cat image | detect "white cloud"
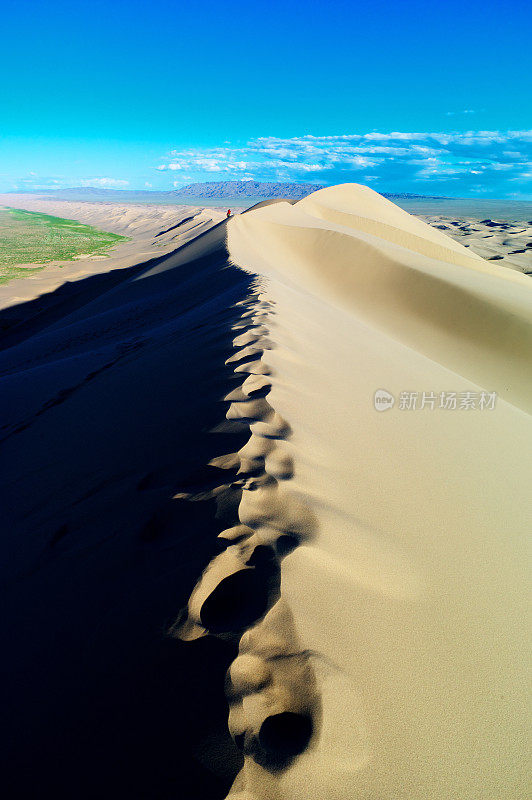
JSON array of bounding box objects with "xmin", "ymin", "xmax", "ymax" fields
[
  {"xmin": 445, "ymin": 110, "xmax": 476, "ymax": 116},
  {"xmin": 153, "ymin": 130, "xmax": 532, "ymax": 196},
  {"xmin": 80, "ymin": 177, "xmax": 129, "ymax": 188}
]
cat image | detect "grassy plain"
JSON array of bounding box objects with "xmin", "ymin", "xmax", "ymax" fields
[{"xmin": 0, "ymin": 207, "xmax": 127, "ymax": 284}]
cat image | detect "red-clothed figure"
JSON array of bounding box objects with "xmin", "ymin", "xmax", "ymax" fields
[{"xmin": 226, "ymin": 209, "xmax": 231, "ymax": 218}]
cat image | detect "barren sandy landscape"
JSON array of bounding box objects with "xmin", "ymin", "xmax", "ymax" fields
[
  {"xmin": 0, "ymin": 195, "xmax": 234, "ymax": 315},
  {"xmin": 0, "ymin": 185, "xmax": 529, "ymax": 799},
  {"xmin": 418, "ymin": 212, "xmax": 532, "ymax": 274}
]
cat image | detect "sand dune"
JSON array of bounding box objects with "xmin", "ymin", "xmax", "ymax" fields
[
  {"xmin": 0, "ymin": 184, "xmax": 530, "ymax": 799},
  {"xmin": 0, "ymin": 217, "xmax": 248, "ymax": 798},
  {"xmin": 421, "ymin": 212, "xmax": 532, "ymax": 274},
  {"xmin": 0, "ymin": 194, "xmax": 229, "ymax": 315},
  {"xmin": 220, "ymin": 184, "xmax": 531, "ymax": 798}
]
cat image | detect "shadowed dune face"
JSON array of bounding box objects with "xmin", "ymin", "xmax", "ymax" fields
[{"xmin": 0, "ymin": 224, "xmax": 257, "ymax": 798}]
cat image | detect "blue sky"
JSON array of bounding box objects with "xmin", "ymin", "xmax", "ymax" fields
[{"xmin": 1, "ymin": 0, "xmax": 531, "ymax": 198}]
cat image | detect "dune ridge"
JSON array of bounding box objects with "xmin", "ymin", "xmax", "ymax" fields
[
  {"xmin": 0, "ymin": 214, "xmax": 255, "ymax": 798},
  {"xmin": 171, "ymin": 284, "xmax": 322, "ymax": 796},
  {"xmin": 0, "ymin": 196, "xmax": 229, "ymax": 317},
  {"xmin": 218, "ymin": 184, "xmax": 531, "ymax": 798},
  {"xmin": 229, "ymin": 186, "xmax": 532, "ymax": 413},
  {"xmin": 1, "ymin": 184, "xmax": 530, "ymax": 798}
]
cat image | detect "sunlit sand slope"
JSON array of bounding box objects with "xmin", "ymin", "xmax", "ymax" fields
[{"xmin": 222, "ymin": 183, "xmax": 531, "ymax": 799}]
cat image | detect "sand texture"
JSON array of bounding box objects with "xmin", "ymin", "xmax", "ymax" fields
[
  {"xmin": 420, "ymin": 213, "xmax": 532, "ymax": 274},
  {"xmin": 0, "ymin": 194, "xmax": 232, "ymax": 314},
  {"xmin": 0, "ymin": 184, "xmax": 530, "ymax": 799},
  {"xmin": 223, "ymin": 184, "xmax": 531, "ymax": 798}
]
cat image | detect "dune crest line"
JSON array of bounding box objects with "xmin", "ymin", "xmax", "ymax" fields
[
  {"xmin": 223, "ymin": 184, "xmax": 532, "ymax": 799},
  {"xmin": 228, "ymin": 184, "xmax": 532, "ymax": 413},
  {"xmin": 171, "ymin": 282, "xmax": 321, "ymax": 795}
]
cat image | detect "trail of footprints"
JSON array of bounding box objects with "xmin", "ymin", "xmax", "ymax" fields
[{"xmin": 171, "ymin": 284, "xmax": 320, "ymax": 788}]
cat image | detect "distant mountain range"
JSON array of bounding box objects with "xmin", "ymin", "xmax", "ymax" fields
[
  {"xmin": 10, "ymin": 181, "xmax": 445, "ymax": 202},
  {"xmin": 170, "ymin": 181, "xmax": 325, "ymax": 199}
]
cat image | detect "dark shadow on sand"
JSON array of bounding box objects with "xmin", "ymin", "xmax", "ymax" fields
[{"xmin": 0, "ymin": 229, "xmax": 255, "ymax": 798}]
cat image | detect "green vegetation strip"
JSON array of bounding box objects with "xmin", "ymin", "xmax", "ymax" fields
[{"xmin": 0, "ymin": 207, "xmax": 128, "ymax": 285}]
